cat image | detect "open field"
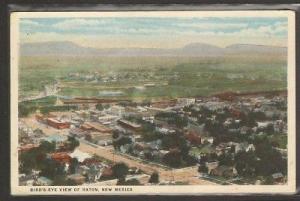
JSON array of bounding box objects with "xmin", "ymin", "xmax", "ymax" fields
[{"xmin": 19, "ymin": 55, "xmax": 287, "ymax": 101}]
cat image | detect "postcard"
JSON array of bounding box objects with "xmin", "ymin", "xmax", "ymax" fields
[{"xmin": 10, "ymin": 10, "xmax": 296, "ymax": 195}]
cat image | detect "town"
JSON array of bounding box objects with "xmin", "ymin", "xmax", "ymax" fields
[{"xmin": 18, "ymin": 91, "xmax": 288, "ymax": 186}]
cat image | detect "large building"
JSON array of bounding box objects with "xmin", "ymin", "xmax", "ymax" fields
[
  {"xmin": 46, "ymin": 118, "xmax": 70, "ymax": 129},
  {"xmin": 109, "ymin": 105, "xmax": 125, "ymax": 117},
  {"xmin": 81, "ymin": 122, "xmax": 112, "ymax": 133},
  {"xmin": 177, "ymin": 98, "xmax": 195, "ymax": 107},
  {"xmin": 118, "ymin": 119, "xmax": 142, "ymax": 131}
]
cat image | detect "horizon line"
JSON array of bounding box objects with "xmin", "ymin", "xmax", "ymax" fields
[{"xmin": 20, "ymin": 40, "xmax": 288, "ymax": 49}]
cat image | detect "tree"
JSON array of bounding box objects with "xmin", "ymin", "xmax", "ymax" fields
[
  {"xmin": 117, "ymin": 178, "xmax": 141, "ymax": 185},
  {"xmin": 39, "ymin": 159, "xmax": 66, "ymax": 179},
  {"xmin": 163, "ymin": 150, "xmax": 182, "ymax": 168},
  {"xmin": 263, "ymin": 176, "xmax": 274, "ymax": 185},
  {"xmin": 39, "ymin": 140, "xmax": 56, "ymax": 153},
  {"xmin": 19, "ymin": 148, "xmax": 44, "ymax": 174},
  {"xmin": 183, "ymin": 154, "xmax": 197, "ymax": 166},
  {"xmin": 85, "ymin": 134, "xmax": 92, "ymax": 142},
  {"xmin": 144, "ymin": 150, "xmax": 154, "ymax": 161},
  {"xmin": 53, "ymin": 175, "xmax": 68, "ymax": 186},
  {"xmin": 218, "ymin": 153, "xmax": 234, "ymax": 166},
  {"xmin": 67, "ymin": 136, "xmax": 80, "ymax": 151},
  {"xmin": 69, "ymin": 158, "xmax": 79, "ymax": 174},
  {"xmin": 112, "ymin": 130, "xmax": 120, "ymax": 139},
  {"xmin": 112, "ymin": 162, "xmax": 129, "ymax": 181},
  {"xmin": 198, "ymin": 164, "xmax": 208, "ymax": 174},
  {"xmin": 148, "ymin": 172, "xmax": 159, "ymax": 184},
  {"xmin": 265, "ymin": 124, "xmax": 275, "ymax": 135},
  {"xmin": 113, "ymin": 136, "xmax": 132, "ymax": 150},
  {"xmin": 234, "ymin": 151, "xmax": 257, "ymax": 177},
  {"xmin": 19, "ymin": 105, "xmax": 36, "ymax": 117},
  {"xmin": 155, "ymin": 112, "xmax": 188, "ymax": 128},
  {"xmin": 96, "ymin": 103, "xmax": 104, "ymax": 111}
]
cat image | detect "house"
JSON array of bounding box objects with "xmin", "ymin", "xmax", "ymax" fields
[
  {"xmin": 69, "ymin": 149, "xmax": 91, "ymax": 163},
  {"xmin": 109, "ymin": 105, "xmax": 125, "ymax": 117},
  {"xmin": 118, "ymin": 119, "xmax": 142, "ymax": 131},
  {"xmin": 35, "ymin": 176, "xmax": 53, "ymax": 186},
  {"xmin": 35, "ymin": 113, "xmax": 56, "ymax": 123},
  {"xmin": 120, "ymin": 144, "xmax": 132, "ymax": 153},
  {"xmin": 82, "ymin": 122, "xmax": 112, "ymax": 133},
  {"xmin": 86, "ymin": 165, "xmax": 103, "ymax": 182},
  {"xmin": 69, "ymin": 128, "xmax": 89, "ymax": 138},
  {"xmin": 246, "ymin": 144, "xmax": 255, "ymax": 152},
  {"xmin": 19, "ymin": 172, "xmax": 39, "ymax": 186},
  {"xmin": 216, "ymin": 143, "xmax": 232, "ymax": 155},
  {"xmin": 81, "ymin": 123, "xmax": 93, "ymax": 130},
  {"xmin": 147, "ymin": 139, "xmax": 162, "ymax": 150},
  {"xmin": 257, "ymin": 121, "xmax": 272, "ymax": 129},
  {"xmin": 67, "ymin": 174, "xmax": 86, "ymax": 185},
  {"xmin": 151, "ymin": 99, "xmax": 176, "ymax": 109},
  {"xmin": 234, "ymin": 142, "xmax": 255, "ymax": 153},
  {"xmin": 81, "ymin": 157, "xmax": 102, "ymax": 166},
  {"xmin": 142, "ymin": 116, "xmax": 154, "ymax": 123},
  {"xmin": 77, "ymin": 163, "xmax": 103, "ymax": 182},
  {"xmin": 50, "ymin": 152, "xmax": 72, "ymax": 164},
  {"xmin": 177, "ymin": 98, "xmax": 195, "ymax": 107},
  {"xmin": 134, "ymin": 142, "xmax": 150, "ymax": 151},
  {"xmin": 210, "ymin": 165, "xmax": 238, "ymax": 178},
  {"xmin": 47, "ymin": 118, "xmax": 70, "ymax": 129},
  {"xmin": 100, "ymin": 166, "xmax": 114, "ymax": 179},
  {"xmin": 77, "ymin": 165, "xmax": 90, "ymax": 175},
  {"xmin": 128, "ymin": 167, "xmax": 140, "ymax": 175},
  {"xmin": 240, "ymin": 126, "xmax": 251, "ymax": 135},
  {"xmin": 98, "ymin": 115, "xmax": 119, "ymax": 124},
  {"xmin": 156, "ymin": 127, "xmax": 176, "ymax": 134},
  {"xmin": 201, "ymin": 137, "xmax": 214, "ymax": 144},
  {"xmin": 272, "ymin": 172, "xmax": 284, "ymax": 183},
  {"xmin": 184, "ymin": 132, "xmax": 201, "ymax": 146},
  {"xmin": 228, "ymin": 128, "xmax": 240, "ymax": 134},
  {"xmin": 223, "ymin": 118, "xmax": 233, "ymax": 127},
  {"xmin": 36, "ymin": 114, "xmax": 46, "ymax": 123},
  {"xmin": 205, "ymin": 161, "xmax": 219, "ymax": 174},
  {"xmin": 229, "ymin": 108, "xmax": 242, "ymax": 118},
  {"xmin": 97, "ymin": 139, "xmax": 113, "ymax": 146},
  {"xmin": 18, "ymin": 144, "xmax": 39, "ymax": 153},
  {"xmin": 158, "ymin": 150, "xmax": 169, "ymax": 157}
]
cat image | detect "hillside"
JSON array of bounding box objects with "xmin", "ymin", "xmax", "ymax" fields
[{"xmin": 20, "ymin": 41, "xmax": 287, "ymax": 57}]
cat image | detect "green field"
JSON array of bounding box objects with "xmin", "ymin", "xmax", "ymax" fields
[{"xmin": 19, "ymin": 55, "xmax": 287, "ymax": 100}]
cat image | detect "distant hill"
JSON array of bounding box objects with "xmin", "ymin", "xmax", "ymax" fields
[
  {"xmin": 20, "ymin": 41, "xmax": 287, "ymax": 57},
  {"xmin": 225, "ymin": 44, "xmax": 287, "ymax": 54}
]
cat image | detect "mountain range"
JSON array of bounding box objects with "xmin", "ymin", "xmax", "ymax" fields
[{"xmin": 20, "ymin": 41, "xmax": 287, "ymax": 57}]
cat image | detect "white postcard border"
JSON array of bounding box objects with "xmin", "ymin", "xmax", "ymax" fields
[{"xmin": 10, "ymin": 10, "xmax": 296, "ymax": 195}]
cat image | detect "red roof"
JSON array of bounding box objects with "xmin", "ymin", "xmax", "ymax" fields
[
  {"xmin": 50, "ymin": 152, "xmax": 72, "ymax": 164},
  {"xmin": 101, "ymin": 167, "xmax": 113, "ymax": 177},
  {"xmin": 185, "ymin": 132, "xmax": 201, "ymax": 145},
  {"xmin": 19, "ymin": 144, "xmax": 39, "ymax": 152},
  {"xmin": 82, "ymin": 158, "xmax": 101, "ymax": 165}
]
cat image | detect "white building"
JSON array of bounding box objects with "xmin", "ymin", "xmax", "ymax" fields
[
  {"xmin": 109, "ymin": 105, "xmax": 125, "ymax": 117},
  {"xmin": 177, "ymin": 98, "xmax": 195, "ymax": 107},
  {"xmin": 43, "ymin": 83, "xmax": 59, "ymax": 96}
]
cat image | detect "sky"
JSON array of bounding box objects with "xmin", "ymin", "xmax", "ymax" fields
[{"xmin": 20, "ymin": 17, "xmax": 288, "ymax": 49}]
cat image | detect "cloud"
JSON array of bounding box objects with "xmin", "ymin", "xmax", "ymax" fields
[
  {"xmin": 176, "ymin": 22, "xmax": 248, "ymax": 30},
  {"xmin": 52, "ymin": 19, "xmax": 110, "ymax": 31},
  {"xmin": 19, "ymin": 17, "xmax": 288, "ymax": 48},
  {"xmin": 20, "ymin": 19, "xmax": 40, "ymax": 26}
]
